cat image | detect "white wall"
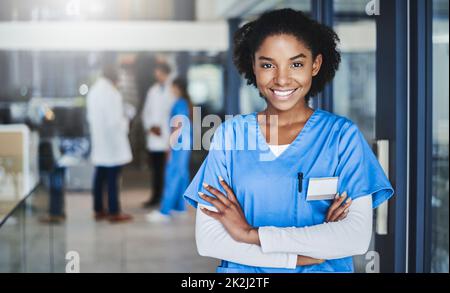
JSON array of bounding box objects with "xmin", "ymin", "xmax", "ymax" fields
[{"xmin": 0, "ymin": 21, "xmax": 228, "ymax": 51}]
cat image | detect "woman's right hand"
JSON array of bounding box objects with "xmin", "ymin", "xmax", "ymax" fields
[
  {"xmin": 296, "ymin": 191, "xmax": 353, "ymax": 266},
  {"xmin": 326, "ymin": 191, "xmax": 352, "ymax": 223}
]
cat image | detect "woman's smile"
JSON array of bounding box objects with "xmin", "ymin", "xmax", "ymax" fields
[{"xmin": 270, "ymin": 88, "xmax": 299, "ymax": 101}]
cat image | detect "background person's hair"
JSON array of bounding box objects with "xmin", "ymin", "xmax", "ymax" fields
[
  {"xmin": 172, "ymin": 77, "xmax": 193, "ymax": 119},
  {"xmin": 233, "ymin": 8, "xmax": 341, "ymax": 102},
  {"xmin": 102, "ymin": 64, "xmax": 119, "ymax": 84},
  {"xmin": 154, "ymin": 62, "xmax": 172, "ymax": 75}
]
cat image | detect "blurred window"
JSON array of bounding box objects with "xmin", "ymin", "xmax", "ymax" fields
[
  {"xmin": 431, "ymin": 0, "xmax": 449, "ymax": 273},
  {"xmin": 333, "ymin": 0, "xmax": 376, "ymax": 142}
]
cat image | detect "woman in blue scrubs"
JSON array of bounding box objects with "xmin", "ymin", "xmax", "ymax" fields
[
  {"xmin": 184, "ymin": 9, "xmax": 394, "ymax": 272},
  {"xmin": 147, "ymin": 78, "xmax": 192, "ymax": 222}
]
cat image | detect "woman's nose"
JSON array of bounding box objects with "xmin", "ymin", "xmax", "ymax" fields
[{"xmin": 274, "ymin": 68, "xmax": 291, "ymax": 86}]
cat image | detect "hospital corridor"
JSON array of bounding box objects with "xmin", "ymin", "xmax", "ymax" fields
[
  {"xmin": 0, "ymin": 168, "xmax": 217, "ymax": 273},
  {"xmin": 0, "ymin": 0, "xmax": 448, "ymax": 275}
]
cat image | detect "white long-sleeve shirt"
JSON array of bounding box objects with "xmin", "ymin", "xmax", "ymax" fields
[
  {"xmin": 196, "ymin": 196, "xmax": 372, "ymax": 269},
  {"xmin": 195, "ymin": 141, "xmax": 373, "ymax": 269},
  {"xmin": 141, "ymin": 80, "xmax": 174, "ymax": 152}
]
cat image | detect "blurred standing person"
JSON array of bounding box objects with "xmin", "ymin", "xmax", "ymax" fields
[
  {"xmin": 86, "ymin": 64, "xmax": 133, "ymax": 223},
  {"xmin": 141, "ymin": 62, "xmax": 175, "ymax": 208},
  {"xmin": 147, "ymin": 78, "xmax": 192, "ymax": 222}
]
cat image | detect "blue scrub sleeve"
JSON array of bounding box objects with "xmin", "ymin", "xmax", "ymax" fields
[
  {"xmin": 170, "ymin": 100, "xmax": 191, "ymax": 150},
  {"xmin": 183, "ymin": 124, "xmax": 229, "ymax": 208},
  {"xmin": 172, "ymin": 99, "xmax": 189, "ymax": 117},
  {"xmin": 335, "ymin": 122, "xmax": 394, "ymax": 209}
]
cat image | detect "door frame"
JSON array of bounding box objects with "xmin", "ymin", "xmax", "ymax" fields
[{"xmin": 408, "ymin": 0, "xmax": 434, "ymax": 273}]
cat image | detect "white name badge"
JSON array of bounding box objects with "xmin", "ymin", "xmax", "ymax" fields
[{"xmin": 306, "ymin": 177, "xmax": 339, "ymax": 201}]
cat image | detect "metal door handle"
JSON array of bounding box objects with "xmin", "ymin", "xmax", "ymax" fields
[{"xmin": 375, "ymin": 140, "xmax": 389, "ymax": 235}]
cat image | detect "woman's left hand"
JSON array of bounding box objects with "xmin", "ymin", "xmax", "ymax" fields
[{"xmin": 198, "ymin": 177, "xmax": 259, "ymax": 245}]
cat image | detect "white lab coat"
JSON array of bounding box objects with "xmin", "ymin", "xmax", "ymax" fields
[
  {"xmin": 141, "ymin": 81, "xmax": 175, "ymax": 152},
  {"xmin": 86, "ymin": 77, "xmax": 132, "ymax": 166}
]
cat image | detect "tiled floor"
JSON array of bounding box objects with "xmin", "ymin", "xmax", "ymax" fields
[
  {"xmin": 64, "ymin": 187, "xmax": 218, "ymax": 273},
  {"xmin": 0, "ymin": 167, "xmax": 218, "ymax": 273}
]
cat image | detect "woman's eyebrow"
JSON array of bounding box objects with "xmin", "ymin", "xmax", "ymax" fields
[
  {"xmin": 290, "ymin": 53, "xmax": 307, "ymax": 60},
  {"xmin": 257, "ymin": 53, "xmax": 306, "ymax": 61},
  {"xmin": 258, "ymin": 56, "xmax": 274, "ymax": 61}
]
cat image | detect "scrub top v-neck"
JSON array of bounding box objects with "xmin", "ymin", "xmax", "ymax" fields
[
  {"xmin": 253, "ymin": 109, "xmax": 318, "ymax": 163},
  {"xmin": 184, "ymin": 109, "xmax": 394, "ymax": 273}
]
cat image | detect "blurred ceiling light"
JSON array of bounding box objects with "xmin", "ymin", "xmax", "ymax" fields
[
  {"xmin": 79, "ymin": 84, "xmax": 89, "ymax": 96},
  {"xmin": 88, "ymin": 2, "xmax": 105, "ymax": 15},
  {"xmin": 66, "ymin": 0, "xmax": 81, "ymax": 16}
]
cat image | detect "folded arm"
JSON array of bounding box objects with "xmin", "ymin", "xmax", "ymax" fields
[
  {"xmin": 197, "ymin": 179, "xmax": 373, "ymax": 264},
  {"xmin": 196, "ymin": 195, "xmax": 372, "ymax": 267},
  {"xmin": 196, "ymin": 204, "xmax": 298, "ymax": 269},
  {"xmin": 258, "ymin": 195, "xmax": 373, "ymax": 259}
]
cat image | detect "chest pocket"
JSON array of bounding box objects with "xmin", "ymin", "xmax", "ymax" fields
[
  {"xmin": 297, "ymin": 176, "xmax": 335, "ymax": 226},
  {"xmin": 307, "ymin": 200, "xmax": 333, "ymax": 224}
]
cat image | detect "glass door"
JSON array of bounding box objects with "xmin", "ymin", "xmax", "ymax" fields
[
  {"xmin": 431, "ymin": 0, "xmax": 449, "ymax": 273},
  {"xmin": 332, "ymin": 0, "xmax": 379, "ymax": 273}
]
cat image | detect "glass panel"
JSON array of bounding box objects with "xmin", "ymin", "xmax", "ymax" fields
[
  {"xmin": 244, "ymin": 0, "xmax": 311, "ymax": 20},
  {"xmin": 333, "ymin": 0, "xmax": 376, "ymax": 142},
  {"xmin": 187, "ymin": 63, "xmax": 224, "ymax": 112},
  {"xmin": 431, "ymin": 0, "xmax": 449, "ymax": 273},
  {"xmin": 0, "ymin": 185, "xmax": 66, "ymax": 273},
  {"xmin": 333, "ymin": 0, "xmax": 377, "ymax": 273}
]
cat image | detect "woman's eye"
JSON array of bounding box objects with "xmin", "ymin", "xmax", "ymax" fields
[
  {"xmin": 261, "ymin": 63, "xmax": 273, "ymax": 69},
  {"xmin": 292, "ymin": 62, "xmax": 303, "ymax": 68}
]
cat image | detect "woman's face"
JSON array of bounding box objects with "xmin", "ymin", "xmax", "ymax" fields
[
  {"xmin": 171, "ymin": 84, "xmax": 181, "ymax": 98},
  {"xmin": 253, "ymin": 34, "xmax": 322, "ymax": 112}
]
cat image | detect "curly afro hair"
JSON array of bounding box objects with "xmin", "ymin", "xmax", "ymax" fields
[{"xmin": 233, "ymin": 8, "xmax": 341, "ymax": 101}]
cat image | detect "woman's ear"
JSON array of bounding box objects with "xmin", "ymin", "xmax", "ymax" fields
[{"xmin": 312, "ymin": 54, "xmax": 323, "ymax": 77}]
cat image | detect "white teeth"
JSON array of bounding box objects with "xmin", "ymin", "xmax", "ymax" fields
[{"xmin": 273, "ymin": 89, "xmax": 295, "ymax": 97}]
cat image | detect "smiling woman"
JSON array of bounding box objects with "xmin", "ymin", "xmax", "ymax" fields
[
  {"xmin": 252, "ymin": 34, "xmax": 322, "ymax": 113},
  {"xmin": 233, "ymin": 9, "xmax": 340, "ymax": 104},
  {"xmin": 183, "ymin": 8, "xmax": 394, "ymax": 273}
]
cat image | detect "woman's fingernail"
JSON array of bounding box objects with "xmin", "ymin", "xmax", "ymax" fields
[
  {"xmin": 344, "ymin": 208, "xmax": 350, "ymax": 213},
  {"xmin": 335, "ymin": 193, "xmax": 339, "ymax": 199},
  {"xmin": 346, "ymin": 198, "xmax": 352, "ymax": 203},
  {"xmin": 198, "ymin": 191, "xmax": 205, "ymax": 197},
  {"xmin": 202, "ymin": 182, "xmax": 209, "ymax": 188},
  {"xmin": 218, "ymin": 175, "xmax": 224, "ymax": 181}
]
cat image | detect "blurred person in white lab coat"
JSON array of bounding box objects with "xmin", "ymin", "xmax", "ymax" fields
[
  {"xmin": 141, "ymin": 62, "xmax": 175, "ymax": 208},
  {"xmin": 86, "ymin": 64, "xmax": 133, "ymax": 223}
]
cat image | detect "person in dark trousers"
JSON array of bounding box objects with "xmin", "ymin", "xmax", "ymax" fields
[
  {"xmin": 86, "ymin": 64, "xmax": 133, "ymax": 223},
  {"xmin": 141, "ymin": 62, "xmax": 175, "ymax": 208},
  {"xmin": 39, "ymin": 139, "xmax": 66, "ymax": 224},
  {"xmin": 146, "ymin": 78, "xmax": 192, "ymax": 222}
]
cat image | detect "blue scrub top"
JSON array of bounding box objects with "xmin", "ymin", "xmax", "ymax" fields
[
  {"xmin": 184, "ymin": 109, "xmax": 394, "ymax": 273},
  {"xmin": 169, "ymin": 99, "xmax": 192, "ymax": 154}
]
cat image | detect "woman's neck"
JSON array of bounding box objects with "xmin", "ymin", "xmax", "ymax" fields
[{"xmin": 263, "ymin": 101, "xmax": 313, "ymax": 127}]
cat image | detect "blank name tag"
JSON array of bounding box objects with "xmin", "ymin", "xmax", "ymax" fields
[{"xmin": 306, "ymin": 177, "xmax": 338, "ymax": 201}]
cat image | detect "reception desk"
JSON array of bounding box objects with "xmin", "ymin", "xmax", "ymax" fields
[{"xmin": 0, "ymin": 124, "xmax": 39, "ymax": 223}]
